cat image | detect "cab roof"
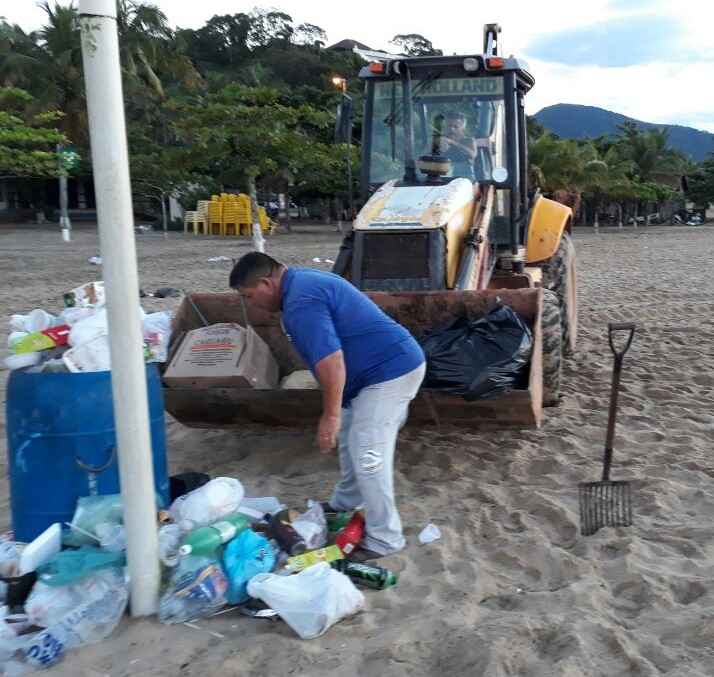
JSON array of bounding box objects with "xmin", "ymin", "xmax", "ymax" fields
[{"xmin": 358, "ymin": 54, "xmax": 535, "ymax": 92}]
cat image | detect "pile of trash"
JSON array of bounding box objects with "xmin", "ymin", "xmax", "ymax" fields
[
  {"xmin": 0, "ymin": 473, "xmax": 397, "ymax": 672},
  {"xmin": 4, "ymin": 281, "xmax": 171, "ymax": 373}
]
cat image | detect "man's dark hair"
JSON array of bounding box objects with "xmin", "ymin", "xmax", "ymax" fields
[{"xmin": 229, "ymin": 252, "xmax": 283, "ymax": 289}]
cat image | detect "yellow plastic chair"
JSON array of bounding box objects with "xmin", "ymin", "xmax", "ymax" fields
[
  {"xmin": 208, "ymin": 201, "xmax": 223, "ymax": 235},
  {"xmin": 196, "ymin": 200, "xmax": 210, "ymax": 235},
  {"xmin": 222, "ymin": 204, "xmax": 240, "ymax": 236},
  {"xmin": 183, "ymin": 211, "xmax": 196, "ymax": 234}
]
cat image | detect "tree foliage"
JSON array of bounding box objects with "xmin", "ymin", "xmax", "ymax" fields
[
  {"xmin": 1, "ymin": 2, "xmax": 704, "ymax": 225},
  {"xmin": 0, "ymin": 87, "xmax": 67, "ymax": 176},
  {"xmin": 390, "ymin": 33, "xmax": 443, "ymax": 56},
  {"xmin": 687, "ymin": 154, "xmax": 714, "ymax": 207}
]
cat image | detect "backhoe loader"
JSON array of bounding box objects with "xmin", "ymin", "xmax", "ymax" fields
[{"xmin": 164, "ymin": 24, "xmax": 577, "ymax": 429}]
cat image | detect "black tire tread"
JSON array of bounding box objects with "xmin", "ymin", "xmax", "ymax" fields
[
  {"xmin": 542, "ymin": 289, "xmax": 562, "ymax": 407},
  {"xmin": 543, "ymin": 232, "xmax": 577, "ymax": 355}
]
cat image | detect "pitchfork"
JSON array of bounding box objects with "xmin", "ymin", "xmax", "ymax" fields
[{"xmin": 579, "ymin": 322, "xmax": 636, "ymax": 536}]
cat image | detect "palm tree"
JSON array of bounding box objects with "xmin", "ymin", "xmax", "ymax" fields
[
  {"xmin": 0, "ymin": 21, "xmax": 40, "ymax": 88},
  {"xmin": 117, "ymin": 0, "xmax": 201, "ymax": 98},
  {"xmin": 616, "ymin": 123, "xmax": 686, "ymax": 223},
  {"xmin": 35, "ymin": 2, "xmax": 86, "ymax": 144}
]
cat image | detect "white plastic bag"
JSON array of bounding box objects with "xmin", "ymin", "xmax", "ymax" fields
[
  {"xmin": 24, "ymin": 568, "xmax": 128, "ymax": 669},
  {"xmin": 25, "ymin": 568, "xmax": 123, "ymax": 628},
  {"xmin": 68, "ymin": 307, "xmax": 146, "ymax": 348},
  {"xmin": 25, "ymin": 581, "xmax": 83, "ymax": 628},
  {"xmin": 10, "ymin": 310, "xmax": 59, "ymax": 334},
  {"xmin": 63, "ymin": 334, "xmax": 111, "ymax": 372},
  {"xmin": 169, "ymin": 477, "xmax": 245, "ymax": 532},
  {"xmin": 143, "ymin": 311, "xmax": 172, "ymax": 363},
  {"xmin": 58, "ymin": 307, "xmax": 95, "ymax": 327},
  {"xmin": 0, "ymin": 542, "xmax": 20, "ymax": 578},
  {"xmin": 68, "ymin": 309, "xmax": 108, "ymax": 348},
  {"xmin": 143, "ymin": 311, "xmax": 172, "ymax": 338},
  {"xmin": 291, "ymin": 502, "xmax": 327, "ymax": 550},
  {"xmin": 247, "ymin": 562, "xmax": 365, "ymax": 639}
]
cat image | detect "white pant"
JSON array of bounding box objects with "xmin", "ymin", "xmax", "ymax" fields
[{"xmin": 330, "ymin": 363, "xmax": 425, "ymax": 555}]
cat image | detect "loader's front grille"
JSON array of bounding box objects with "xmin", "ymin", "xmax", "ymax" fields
[
  {"xmin": 352, "ymin": 230, "xmax": 446, "ymax": 291},
  {"xmin": 362, "ymin": 233, "xmax": 430, "ymax": 280}
]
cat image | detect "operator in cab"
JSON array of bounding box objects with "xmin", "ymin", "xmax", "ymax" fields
[
  {"xmin": 229, "ymin": 253, "xmax": 425, "ymax": 560},
  {"xmin": 440, "ymin": 110, "xmax": 478, "ymax": 180}
]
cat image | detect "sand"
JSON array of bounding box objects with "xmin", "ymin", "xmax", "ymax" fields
[{"xmin": 1, "ymin": 222, "xmax": 714, "ymax": 676}]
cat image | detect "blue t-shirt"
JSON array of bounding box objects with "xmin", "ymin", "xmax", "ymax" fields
[{"xmin": 280, "ymin": 268, "xmax": 425, "ymax": 406}]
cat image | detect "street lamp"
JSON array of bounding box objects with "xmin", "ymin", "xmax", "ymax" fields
[
  {"xmin": 332, "ymin": 75, "xmax": 354, "ymax": 222},
  {"xmin": 332, "ymin": 76, "xmax": 346, "ymax": 93}
]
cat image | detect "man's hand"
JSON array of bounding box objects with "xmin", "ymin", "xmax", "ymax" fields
[{"xmin": 317, "ymin": 413, "xmax": 341, "ymax": 453}]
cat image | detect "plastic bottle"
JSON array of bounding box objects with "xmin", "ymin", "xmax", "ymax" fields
[
  {"xmin": 266, "ymin": 513, "xmax": 307, "ymax": 556},
  {"xmin": 169, "ymin": 477, "xmax": 245, "ymax": 532},
  {"xmin": 178, "ymin": 513, "xmax": 250, "ymax": 556},
  {"xmin": 158, "ymin": 556, "xmax": 228, "ymax": 624},
  {"xmin": 286, "ymin": 544, "xmax": 344, "ymax": 572},
  {"xmin": 335, "ymin": 512, "xmax": 365, "ymax": 555},
  {"xmin": 331, "ymin": 560, "xmax": 398, "ymax": 590},
  {"xmin": 326, "ymin": 510, "xmax": 353, "ymax": 534},
  {"xmin": 158, "ymin": 524, "xmax": 182, "ymax": 567}
]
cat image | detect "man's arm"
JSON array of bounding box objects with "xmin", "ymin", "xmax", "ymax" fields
[
  {"xmin": 314, "ymin": 350, "xmax": 346, "ymax": 452},
  {"xmin": 445, "ymin": 136, "xmax": 477, "ymax": 160}
]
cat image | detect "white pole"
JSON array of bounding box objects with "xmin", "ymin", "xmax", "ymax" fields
[{"xmin": 79, "ymin": 0, "xmax": 160, "ymax": 616}]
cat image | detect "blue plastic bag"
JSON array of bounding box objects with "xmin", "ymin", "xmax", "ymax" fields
[
  {"xmin": 36, "ymin": 546, "xmax": 126, "ymax": 587},
  {"xmin": 223, "ymin": 529, "xmax": 276, "ymax": 604}
]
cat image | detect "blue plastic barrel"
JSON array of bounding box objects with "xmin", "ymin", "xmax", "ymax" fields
[{"xmin": 6, "ymin": 364, "xmax": 169, "ymax": 542}]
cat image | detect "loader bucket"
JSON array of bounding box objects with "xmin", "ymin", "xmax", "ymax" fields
[{"xmin": 163, "ymin": 288, "xmax": 544, "ymax": 430}]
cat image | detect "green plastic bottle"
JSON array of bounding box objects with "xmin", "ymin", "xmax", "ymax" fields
[
  {"xmin": 178, "ymin": 514, "xmax": 250, "ymax": 556},
  {"xmin": 331, "ymin": 560, "xmax": 398, "ymax": 590}
]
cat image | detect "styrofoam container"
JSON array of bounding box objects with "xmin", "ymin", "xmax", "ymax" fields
[
  {"xmin": 19, "ymin": 523, "xmax": 61, "ymax": 575},
  {"xmin": 3, "ymin": 353, "xmax": 42, "ymax": 371}
]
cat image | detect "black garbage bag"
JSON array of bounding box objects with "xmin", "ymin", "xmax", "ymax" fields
[{"xmin": 419, "ymin": 304, "xmax": 533, "ymax": 400}]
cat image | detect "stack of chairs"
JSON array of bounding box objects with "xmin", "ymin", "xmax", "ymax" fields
[
  {"xmin": 207, "ymin": 196, "xmax": 223, "ymax": 235},
  {"xmin": 186, "ymin": 193, "xmax": 273, "ymax": 237},
  {"xmin": 183, "ymin": 210, "xmax": 196, "ymax": 234},
  {"xmin": 194, "ymin": 200, "xmax": 209, "ymax": 234}
]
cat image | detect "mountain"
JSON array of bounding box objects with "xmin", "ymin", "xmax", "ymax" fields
[{"xmin": 534, "ymin": 104, "xmax": 714, "ymax": 163}]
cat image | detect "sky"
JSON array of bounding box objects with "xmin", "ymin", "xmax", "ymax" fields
[{"xmin": 4, "ymin": 0, "xmax": 714, "ymax": 132}]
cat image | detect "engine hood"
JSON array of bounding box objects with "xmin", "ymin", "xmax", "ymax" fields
[{"xmin": 354, "ymin": 178, "xmax": 475, "ymax": 231}]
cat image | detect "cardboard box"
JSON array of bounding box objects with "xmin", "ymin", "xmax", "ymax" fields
[{"xmin": 163, "ymin": 323, "xmax": 279, "ymax": 389}]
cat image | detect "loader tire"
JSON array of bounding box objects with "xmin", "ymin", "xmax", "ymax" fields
[
  {"xmin": 542, "ymin": 289, "xmax": 562, "ymax": 407},
  {"xmin": 542, "ymin": 232, "xmax": 577, "ymax": 355}
]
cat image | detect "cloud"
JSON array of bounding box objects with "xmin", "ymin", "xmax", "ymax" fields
[
  {"xmin": 523, "ymin": 14, "xmax": 690, "ymax": 67},
  {"xmin": 607, "ymin": 0, "xmax": 665, "ymax": 10}
]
